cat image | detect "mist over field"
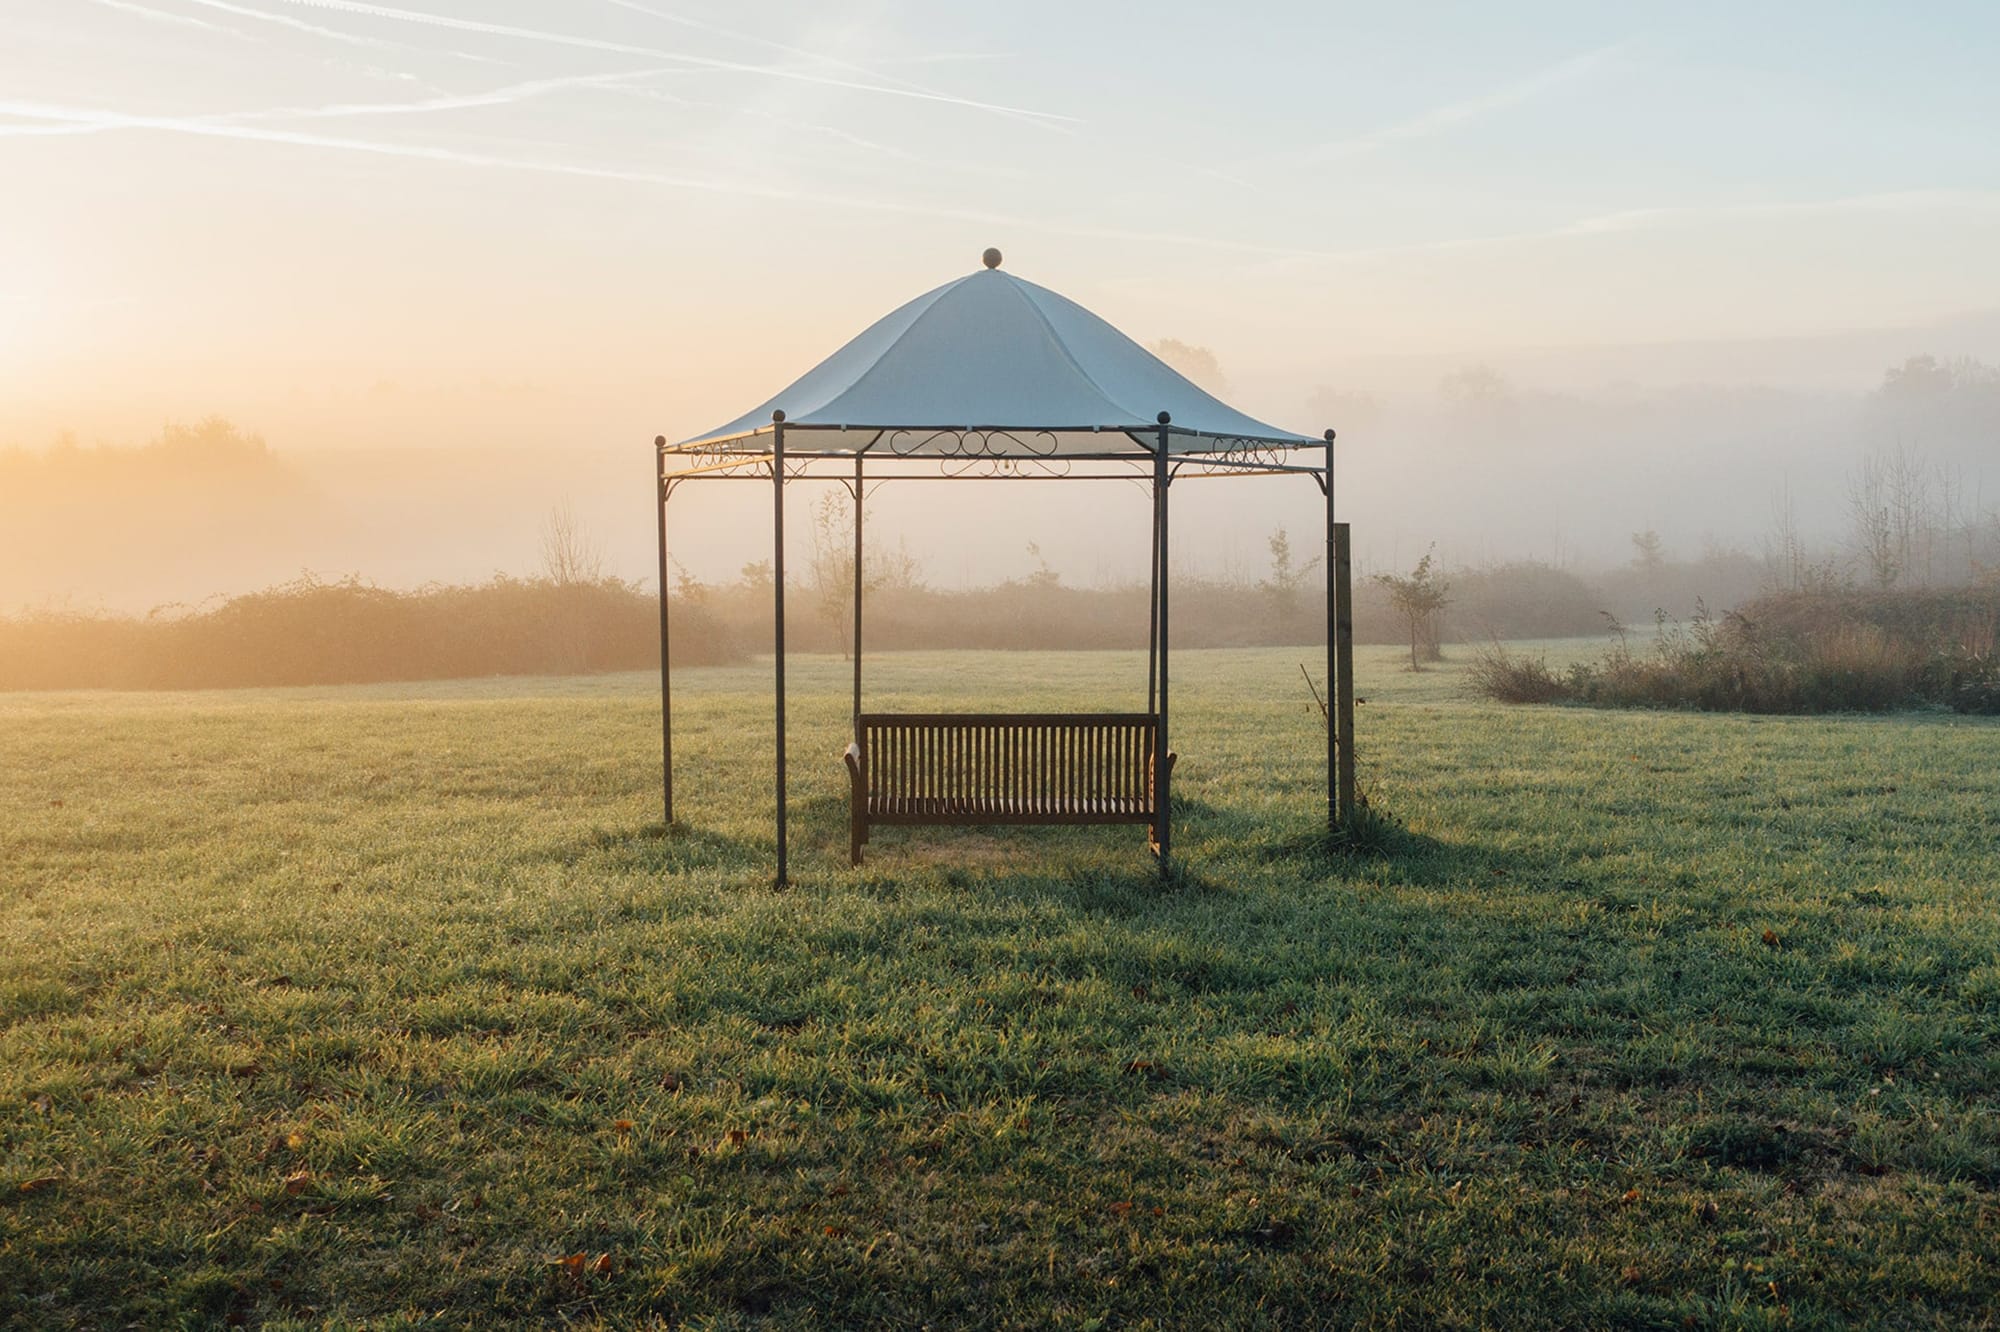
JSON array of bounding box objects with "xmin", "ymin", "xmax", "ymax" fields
[
  {"xmin": 10, "ymin": 3, "xmax": 2000, "ymax": 624},
  {"xmin": 7, "ymin": 326, "xmax": 1998, "ymax": 617}
]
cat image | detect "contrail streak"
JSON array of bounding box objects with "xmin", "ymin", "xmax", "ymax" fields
[
  {"xmin": 594, "ymin": 0, "xmax": 1053, "ymax": 129},
  {"xmin": 178, "ymin": 0, "xmax": 411, "ymax": 51},
  {"xmin": 230, "ymin": 69, "xmax": 676, "ymax": 122},
  {"xmin": 0, "ymin": 99, "xmax": 1335, "ymax": 262},
  {"xmin": 266, "ymin": 0, "xmax": 1076, "ymax": 123},
  {"xmin": 88, "ymin": 0, "xmax": 250, "ymax": 36},
  {"xmin": 1285, "ymin": 41, "xmax": 1634, "ymax": 165}
]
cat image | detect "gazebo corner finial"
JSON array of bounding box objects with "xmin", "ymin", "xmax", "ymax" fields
[
  {"xmin": 982, "ymin": 247, "xmax": 1002, "ymax": 269},
  {"xmin": 1324, "ymin": 428, "xmax": 1336, "ymax": 442},
  {"xmin": 771, "ymin": 409, "xmax": 786, "ymax": 424},
  {"xmin": 654, "ymin": 434, "xmax": 666, "ymax": 447},
  {"xmin": 1156, "ymin": 410, "xmax": 1172, "ymax": 425}
]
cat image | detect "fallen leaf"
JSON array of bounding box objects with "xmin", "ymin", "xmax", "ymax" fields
[
  {"xmin": 48, "ymin": 799, "xmax": 64, "ymax": 809},
  {"xmin": 661, "ymin": 1073, "xmax": 683, "ymax": 1092},
  {"xmin": 228, "ymin": 1063, "xmax": 262, "ymax": 1080},
  {"xmin": 265, "ymin": 974, "xmax": 294, "ymax": 987},
  {"xmin": 1621, "ymin": 1188, "xmax": 1641, "ymax": 1204},
  {"xmin": 1108, "ymin": 1201, "xmax": 1134, "ymax": 1217},
  {"xmin": 282, "ymin": 1169, "xmax": 312, "ymax": 1196},
  {"xmin": 726, "ymin": 1128, "xmax": 747, "ymax": 1148},
  {"xmin": 613, "ymin": 1120, "xmax": 635, "ymax": 1134},
  {"xmin": 1761, "ymin": 929, "xmax": 1780, "ymax": 948},
  {"xmin": 285, "ymin": 1131, "xmax": 306, "ymax": 1151},
  {"xmin": 18, "ymin": 1176, "xmax": 60, "ymax": 1194},
  {"xmin": 591, "ymin": 1253, "xmax": 613, "ymax": 1276},
  {"xmin": 1621, "ymin": 1264, "xmax": 1642, "ymax": 1286}
]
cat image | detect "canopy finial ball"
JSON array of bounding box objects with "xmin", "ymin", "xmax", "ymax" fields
[{"xmin": 982, "ymin": 247, "xmax": 1002, "ymax": 269}]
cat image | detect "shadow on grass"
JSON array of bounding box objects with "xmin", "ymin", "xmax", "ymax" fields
[{"xmin": 543, "ymin": 821, "xmax": 758, "ymax": 874}]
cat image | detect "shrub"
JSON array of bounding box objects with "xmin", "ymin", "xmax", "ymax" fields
[
  {"xmin": 1473, "ymin": 585, "xmax": 2000, "ymax": 715},
  {"xmin": 1466, "ymin": 644, "xmax": 1571, "ymax": 703},
  {"xmin": 0, "ymin": 575, "xmax": 741, "ymax": 692}
]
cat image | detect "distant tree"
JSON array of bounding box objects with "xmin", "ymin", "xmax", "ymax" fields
[
  {"xmin": 1439, "ymin": 365, "xmax": 1514, "ymax": 413},
  {"xmin": 1147, "ymin": 339, "xmax": 1230, "ymax": 397},
  {"xmin": 1438, "ymin": 365, "xmax": 1521, "ymax": 442},
  {"xmin": 1305, "ymin": 386, "xmax": 1382, "ymax": 434},
  {"xmin": 808, "ymin": 491, "xmax": 861, "ymax": 656},
  {"xmin": 671, "ymin": 560, "xmax": 709, "ymax": 604},
  {"xmin": 1630, "ymin": 529, "xmax": 1666, "ymax": 573},
  {"xmin": 156, "ymin": 415, "xmax": 271, "ymax": 469},
  {"xmin": 1373, "ymin": 546, "xmax": 1452, "ymax": 671},
  {"xmin": 1878, "ymin": 354, "xmax": 1957, "ymax": 406},
  {"xmin": 805, "ymin": 489, "xmax": 926, "ymax": 657},
  {"xmin": 1259, "ymin": 526, "xmax": 1321, "ymax": 630},
  {"xmin": 1022, "ymin": 542, "xmax": 1061, "ymax": 590},
  {"xmin": 539, "ymin": 499, "xmax": 603, "ymax": 586},
  {"xmin": 1848, "ymin": 456, "xmax": 1900, "ymax": 589},
  {"xmin": 739, "ymin": 560, "xmax": 773, "ymax": 592}
]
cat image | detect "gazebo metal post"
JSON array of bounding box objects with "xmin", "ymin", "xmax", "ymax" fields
[
  {"xmin": 852, "ymin": 454, "xmax": 864, "ymax": 732},
  {"xmin": 1154, "ymin": 411, "xmax": 1172, "ymax": 861},
  {"xmin": 772, "ymin": 410, "xmax": 789, "ymax": 886},
  {"xmin": 1146, "ymin": 466, "xmax": 1160, "ymax": 714},
  {"xmin": 655, "ymin": 436, "xmax": 673, "ymax": 826}
]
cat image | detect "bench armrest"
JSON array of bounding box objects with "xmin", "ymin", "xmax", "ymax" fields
[{"xmin": 843, "ymin": 742, "xmax": 863, "ymax": 782}]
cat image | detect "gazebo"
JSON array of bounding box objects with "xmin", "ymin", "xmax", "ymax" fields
[{"xmin": 655, "ymin": 249, "xmax": 1354, "ymax": 884}]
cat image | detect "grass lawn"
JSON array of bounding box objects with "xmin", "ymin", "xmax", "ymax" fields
[{"xmin": 2, "ymin": 645, "xmax": 1996, "ymax": 1328}]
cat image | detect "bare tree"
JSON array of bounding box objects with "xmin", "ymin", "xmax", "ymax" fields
[
  {"xmin": 805, "ymin": 489, "xmax": 926, "ymax": 658},
  {"xmin": 1764, "ymin": 480, "xmax": 1808, "ymax": 592},
  {"xmin": 1848, "ymin": 456, "xmax": 1899, "ymax": 589},
  {"xmin": 1373, "ymin": 545, "xmax": 1452, "ymax": 671},
  {"xmin": 808, "ymin": 491, "xmax": 857, "ymax": 656},
  {"xmin": 1630, "ymin": 529, "xmax": 1666, "ymax": 573},
  {"xmin": 1259, "ymin": 526, "xmax": 1321, "ymax": 631},
  {"xmin": 539, "ymin": 499, "xmax": 603, "ymax": 586}
]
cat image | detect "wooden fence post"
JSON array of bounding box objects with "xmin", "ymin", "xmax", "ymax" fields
[{"xmin": 1334, "ymin": 522, "xmax": 1356, "ymax": 823}]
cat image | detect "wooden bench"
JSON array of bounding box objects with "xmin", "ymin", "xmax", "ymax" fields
[{"xmin": 842, "ymin": 712, "xmax": 1174, "ymax": 865}]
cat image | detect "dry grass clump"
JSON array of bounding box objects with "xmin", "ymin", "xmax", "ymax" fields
[
  {"xmin": 1465, "ymin": 643, "xmax": 1570, "ymax": 703},
  {"xmin": 1472, "ymin": 586, "xmax": 2000, "ymax": 715}
]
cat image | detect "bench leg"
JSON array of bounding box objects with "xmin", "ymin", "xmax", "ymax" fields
[
  {"xmin": 1149, "ymin": 750, "xmax": 1178, "ymax": 859},
  {"xmin": 844, "ymin": 744, "xmax": 866, "ymax": 867}
]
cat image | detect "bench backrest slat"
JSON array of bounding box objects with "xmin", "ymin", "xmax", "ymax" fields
[{"xmin": 857, "ymin": 713, "xmax": 1159, "ymax": 811}]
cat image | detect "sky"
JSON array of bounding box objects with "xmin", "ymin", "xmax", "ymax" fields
[{"xmin": 5, "ymin": 1, "xmax": 2000, "ymax": 599}]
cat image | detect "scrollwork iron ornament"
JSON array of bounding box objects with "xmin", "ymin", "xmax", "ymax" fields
[
  {"xmin": 884, "ymin": 428, "xmax": 1062, "ymax": 459},
  {"xmin": 1176, "ymin": 436, "xmax": 1307, "ymax": 472},
  {"xmin": 937, "ymin": 454, "xmax": 1074, "ymax": 479},
  {"xmin": 684, "ymin": 437, "xmax": 750, "ymax": 461}
]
